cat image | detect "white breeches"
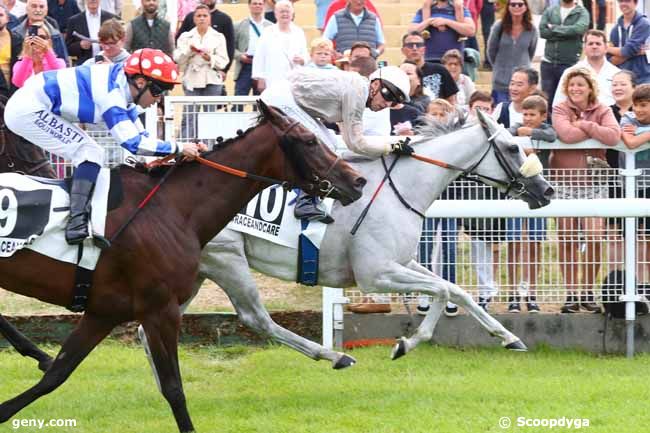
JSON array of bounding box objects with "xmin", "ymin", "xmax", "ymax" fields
[{"xmin": 4, "ymin": 85, "xmax": 105, "ymax": 167}]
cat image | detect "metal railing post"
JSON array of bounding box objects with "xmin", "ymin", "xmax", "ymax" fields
[{"xmin": 622, "ymin": 152, "xmax": 641, "ymax": 358}]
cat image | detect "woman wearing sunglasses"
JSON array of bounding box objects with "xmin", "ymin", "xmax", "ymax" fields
[
  {"xmin": 11, "ymin": 24, "xmax": 65, "ymax": 88},
  {"xmin": 486, "ymin": 0, "xmax": 538, "ymax": 105},
  {"xmin": 4, "ymin": 48, "xmax": 206, "ymax": 246},
  {"xmin": 261, "ymin": 65, "xmax": 411, "ymax": 223}
]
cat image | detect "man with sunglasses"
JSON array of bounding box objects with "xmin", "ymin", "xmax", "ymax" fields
[
  {"xmin": 261, "ymin": 65, "xmax": 411, "ymax": 223},
  {"xmin": 4, "ymin": 48, "xmax": 206, "ymax": 246},
  {"xmin": 401, "ymin": 31, "xmax": 458, "ymax": 104}
]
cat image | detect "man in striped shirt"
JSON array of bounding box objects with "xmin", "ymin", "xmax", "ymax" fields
[{"xmin": 4, "ymin": 48, "xmax": 205, "ymax": 246}]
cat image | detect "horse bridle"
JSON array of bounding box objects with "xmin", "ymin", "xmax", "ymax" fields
[
  {"xmin": 272, "ymin": 118, "xmax": 340, "ymax": 197},
  {"xmin": 462, "ymin": 120, "xmax": 529, "ymax": 198},
  {"xmin": 188, "ymin": 117, "xmax": 340, "ymax": 198},
  {"xmin": 383, "ymin": 121, "xmax": 533, "ymax": 218}
]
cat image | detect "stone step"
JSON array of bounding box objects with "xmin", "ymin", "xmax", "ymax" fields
[{"xmin": 218, "ymin": 2, "xmax": 422, "ymax": 27}]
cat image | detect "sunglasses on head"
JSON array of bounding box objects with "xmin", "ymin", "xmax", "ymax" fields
[{"xmin": 403, "ymin": 42, "xmax": 425, "ymax": 49}]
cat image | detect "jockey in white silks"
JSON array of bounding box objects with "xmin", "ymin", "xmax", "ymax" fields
[{"xmin": 261, "ymin": 65, "xmax": 412, "ymax": 223}]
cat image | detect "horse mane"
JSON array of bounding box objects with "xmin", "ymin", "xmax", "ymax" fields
[
  {"xmin": 414, "ymin": 108, "xmax": 468, "ymax": 139},
  {"xmin": 130, "ymin": 106, "xmax": 312, "ymax": 178}
]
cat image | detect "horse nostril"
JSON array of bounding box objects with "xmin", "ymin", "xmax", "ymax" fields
[
  {"xmin": 355, "ymin": 177, "xmax": 367, "ymax": 188},
  {"xmin": 544, "ymin": 186, "xmax": 555, "ymax": 198}
]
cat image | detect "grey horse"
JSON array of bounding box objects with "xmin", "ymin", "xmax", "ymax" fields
[{"xmin": 140, "ymin": 109, "xmax": 554, "ymax": 373}]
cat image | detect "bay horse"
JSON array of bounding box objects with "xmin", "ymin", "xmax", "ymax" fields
[
  {"xmin": 0, "ymin": 95, "xmax": 58, "ymax": 372},
  {"xmin": 139, "ymin": 108, "xmax": 554, "ymax": 378},
  {"xmin": 0, "ymin": 100, "xmax": 365, "ymax": 433}
]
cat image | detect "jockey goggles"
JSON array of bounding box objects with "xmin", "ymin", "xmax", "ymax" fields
[
  {"xmin": 148, "ymin": 80, "xmax": 174, "ymax": 97},
  {"xmin": 379, "ymin": 80, "xmax": 407, "ymax": 105}
]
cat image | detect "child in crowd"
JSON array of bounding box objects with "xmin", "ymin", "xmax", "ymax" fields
[
  {"xmin": 621, "ymin": 84, "xmax": 650, "ymax": 282},
  {"xmin": 508, "ymin": 95, "xmax": 557, "ymax": 144},
  {"xmin": 427, "ymin": 98, "xmax": 455, "ymax": 121},
  {"xmin": 307, "ymin": 37, "xmax": 336, "ymax": 69},
  {"xmin": 461, "ymin": 91, "xmax": 502, "ymax": 312},
  {"xmin": 467, "ymin": 90, "xmax": 493, "ymax": 120},
  {"xmin": 418, "ymin": 98, "xmax": 459, "ymax": 316},
  {"xmin": 504, "ymin": 95, "xmax": 556, "ymax": 313}
]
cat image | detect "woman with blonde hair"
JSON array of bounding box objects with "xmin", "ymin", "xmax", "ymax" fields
[
  {"xmin": 12, "ymin": 23, "xmax": 65, "ymax": 88},
  {"xmin": 551, "ymin": 67, "xmax": 621, "ymax": 313}
]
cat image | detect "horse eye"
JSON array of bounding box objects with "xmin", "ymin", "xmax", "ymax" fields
[{"xmin": 508, "ymin": 144, "xmax": 519, "ymax": 153}]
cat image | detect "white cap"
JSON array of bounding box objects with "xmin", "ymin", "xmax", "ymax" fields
[{"xmin": 369, "ymin": 65, "xmax": 411, "ymax": 103}]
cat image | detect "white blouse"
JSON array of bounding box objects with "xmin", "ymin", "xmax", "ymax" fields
[{"xmin": 252, "ymin": 23, "xmax": 308, "ymax": 88}]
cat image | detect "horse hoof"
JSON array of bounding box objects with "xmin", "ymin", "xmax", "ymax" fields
[
  {"xmin": 391, "ymin": 338, "xmax": 407, "ymax": 360},
  {"xmin": 505, "ymin": 340, "xmax": 528, "ymax": 352},
  {"xmin": 333, "ymin": 353, "xmax": 356, "ymax": 370},
  {"xmin": 38, "ymin": 356, "xmax": 54, "ymax": 373}
]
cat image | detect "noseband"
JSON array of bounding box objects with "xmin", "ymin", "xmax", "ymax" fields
[{"xmin": 464, "ymin": 122, "xmax": 528, "ymax": 198}]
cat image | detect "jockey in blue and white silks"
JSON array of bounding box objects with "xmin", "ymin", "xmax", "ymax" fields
[{"xmin": 4, "ymin": 48, "xmax": 206, "ymax": 247}]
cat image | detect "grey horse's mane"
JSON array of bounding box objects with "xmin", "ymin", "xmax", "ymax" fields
[{"xmin": 414, "ymin": 108, "xmax": 470, "ymax": 139}]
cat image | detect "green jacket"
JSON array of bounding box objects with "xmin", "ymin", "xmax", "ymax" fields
[{"xmin": 539, "ymin": 4, "xmax": 590, "ymax": 65}]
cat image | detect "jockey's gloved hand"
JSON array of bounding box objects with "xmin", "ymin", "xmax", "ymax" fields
[{"xmin": 391, "ymin": 138, "xmax": 414, "ymax": 156}]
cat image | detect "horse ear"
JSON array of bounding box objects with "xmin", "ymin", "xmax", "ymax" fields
[
  {"xmin": 475, "ymin": 105, "xmax": 489, "ymax": 125},
  {"xmin": 257, "ymin": 99, "xmax": 271, "ymax": 119},
  {"xmin": 491, "ymin": 102, "xmax": 503, "ymax": 122}
]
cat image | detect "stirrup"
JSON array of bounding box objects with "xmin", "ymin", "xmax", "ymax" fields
[{"xmin": 92, "ymin": 234, "xmax": 111, "ymax": 250}]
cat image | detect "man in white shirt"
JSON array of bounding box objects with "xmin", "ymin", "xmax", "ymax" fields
[
  {"xmin": 65, "ymin": 0, "xmax": 116, "ymax": 64},
  {"xmin": 553, "ymin": 29, "xmax": 620, "ymax": 107}
]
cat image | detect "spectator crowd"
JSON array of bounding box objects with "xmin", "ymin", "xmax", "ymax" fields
[{"xmin": 1, "ymin": 0, "xmax": 650, "ymax": 315}]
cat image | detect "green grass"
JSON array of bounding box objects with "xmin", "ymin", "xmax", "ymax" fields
[{"xmin": 1, "ymin": 343, "xmax": 649, "ymax": 432}]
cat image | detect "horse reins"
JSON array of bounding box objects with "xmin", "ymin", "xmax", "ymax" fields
[
  {"xmin": 377, "ymin": 124, "xmax": 529, "ymax": 221},
  {"xmin": 110, "ymin": 119, "xmax": 341, "ymax": 242}
]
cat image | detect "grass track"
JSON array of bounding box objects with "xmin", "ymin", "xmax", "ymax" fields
[{"xmin": 1, "ymin": 343, "xmax": 649, "ymax": 433}]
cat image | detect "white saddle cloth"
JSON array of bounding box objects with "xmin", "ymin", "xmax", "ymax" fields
[
  {"xmin": 0, "ymin": 169, "xmax": 110, "ymax": 270},
  {"xmin": 226, "ymin": 185, "xmax": 332, "ymax": 249}
]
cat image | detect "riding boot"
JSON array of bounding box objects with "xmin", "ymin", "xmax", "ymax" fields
[
  {"xmin": 65, "ymin": 178, "xmax": 95, "ymax": 245},
  {"xmin": 294, "ymin": 191, "xmax": 334, "ymax": 224}
]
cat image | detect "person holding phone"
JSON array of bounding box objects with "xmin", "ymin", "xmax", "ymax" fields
[{"xmin": 12, "ymin": 23, "xmax": 66, "ymax": 88}]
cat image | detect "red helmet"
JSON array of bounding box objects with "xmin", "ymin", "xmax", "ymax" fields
[{"xmin": 124, "ymin": 48, "xmax": 180, "ymax": 85}]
